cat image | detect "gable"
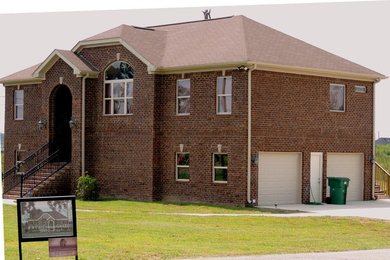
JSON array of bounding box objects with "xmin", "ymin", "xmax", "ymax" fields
[{"xmin": 33, "ymin": 49, "xmax": 99, "ymax": 79}]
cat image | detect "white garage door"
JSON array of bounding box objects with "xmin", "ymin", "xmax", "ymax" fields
[
  {"xmin": 327, "ymin": 153, "xmax": 364, "ymax": 201},
  {"xmin": 258, "ymin": 152, "xmax": 302, "ymax": 206}
]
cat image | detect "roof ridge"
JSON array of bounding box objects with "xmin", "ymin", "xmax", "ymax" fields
[{"xmin": 147, "ymin": 15, "xmax": 235, "ymax": 29}]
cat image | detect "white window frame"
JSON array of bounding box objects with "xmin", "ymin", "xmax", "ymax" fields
[
  {"xmin": 103, "ymin": 79, "xmax": 134, "ymax": 115},
  {"xmin": 216, "ymin": 76, "xmax": 232, "ymax": 115},
  {"xmin": 14, "ymin": 89, "xmax": 24, "ymax": 120},
  {"xmin": 176, "ymin": 152, "xmax": 190, "ymax": 181},
  {"xmin": 213, "ymin": 153, "xmax": 228, "ymax": 183},
  {"xmin": 176, "ymin": 79, "xmax": 190, "ymax": 115},
  {"xmin": 329, "ymin": 83, "xmax": 345, "ymax": 112}
]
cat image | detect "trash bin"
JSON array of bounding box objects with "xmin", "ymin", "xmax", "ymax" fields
[{"xmin": 327, "ymin": 177, "xmax": 350, "ymax": 205}]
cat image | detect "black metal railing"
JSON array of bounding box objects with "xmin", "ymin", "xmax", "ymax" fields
[
  {"xmin": 21, "ymin": 152, "xmax": 69, "ymax": 197},
  {"xmin": 2, "ymin": 143, "xmax": 50, "ymax": 194}
]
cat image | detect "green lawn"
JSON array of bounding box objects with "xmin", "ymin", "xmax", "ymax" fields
[{"xmin": 3, "ymin": 199, "xmax": 390, "ymax": 259}]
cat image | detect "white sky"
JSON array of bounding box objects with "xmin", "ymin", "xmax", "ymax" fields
[{"xmin": 0, "ymin": 0, "xmax": 389, "ymax": 138}]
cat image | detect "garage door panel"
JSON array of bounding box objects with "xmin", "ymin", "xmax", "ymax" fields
[
  {"xmin": 327, "ymin": 153, "xmax": 363, "ymax": 201},
  {"xmin": 258, "ymin": 152, "xmax": 302, "ymax": 206}
]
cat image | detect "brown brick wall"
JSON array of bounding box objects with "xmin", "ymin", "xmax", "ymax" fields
[
  {"xmin": 80, "ymin": 45, "xmax": 155, "ymax": 201},
  {"xmin": 154, "ymin": 70, "xmax": 249, "ymax": 205},
  {"xmin": 3, "ymin": 47, "xmax": 374, "ymax": 206},
  {"xmin": 4, "ymin": 84, "xmax": 44, "ymax": 171},
  {"xmin": 250, "ymin": 70, "xmax": 374, "ymax": 203},
  {"xmin": 4, "ymin": 59, "xmax": 82, "ymax": 194}
]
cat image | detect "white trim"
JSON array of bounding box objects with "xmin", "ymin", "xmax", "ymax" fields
[
  {"xmin": 213, "ymin": 153, "xmax": 228, "ymax": 183},
  {"xmin": 329, "ymin": 83, "xmax": 345, "ymax": 112},
  {"xmin": 72, "ymin": 38, "xmax": 156, "ymax": 73},
  {"xmin": 176, "ymin": 79, "xmax": 190, "ymax": 116},
  {"xmin": 216, "ymin": 76, "xmax": 232, "ymax": 115},
  {"xmin": 250, "ymin": 61, "xmax": 386, "ymax": 82},
  {"xmin": 32, "ymin": 49, "xmax": 98, "ymax": 79},
  {"xmin": 176, "ymin": 152, "xmax": 190, "ymax": 181}
]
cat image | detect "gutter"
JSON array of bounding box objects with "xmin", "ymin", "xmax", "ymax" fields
[
  {"xmin": 247, "ymin": 64, "xmax": 257, "ymax": 204},
  {"xmin": 372, "ymin": 79, "xmax": 379, "ymax": 199}
]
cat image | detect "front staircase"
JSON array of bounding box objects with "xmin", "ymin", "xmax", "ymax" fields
[
  {"xmin": 374, "ymin": 162, "xmax": 390, "ymax": 199},
  {"xmin": 3, "ymin": 163, "xmax": 71, "ymax": 199},
  {"xmin": 2, "ymin": 144, "xmax": 70, "ymax": 199}
]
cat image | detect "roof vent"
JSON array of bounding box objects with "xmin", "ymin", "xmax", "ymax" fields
[{"xmin": 202, "ymin": 9, "xmax": 211, "ymax": 20}]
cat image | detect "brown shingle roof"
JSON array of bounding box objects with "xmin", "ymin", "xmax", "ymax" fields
[
  {"xmin": 1, "ymin": 15, "xmax": 385, "ymax": 84},
  {"xmin": 0, "ymin": 63, "xmax": 41, "ymax": 83},
  {"xmin": 79, "ymin": 15, "xmax": 383, "ymax": 77}
]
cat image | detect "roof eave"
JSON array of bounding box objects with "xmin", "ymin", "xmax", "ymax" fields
[
  {"xmin": 251, "ymin": 62, "xmax": 386, "ymax": 82},
  {"xmin": 152, "ymin": 62, "xmax": 249, "ymax": 75},
  {"xmin": 0, "ymin": 78, "xmax": 43, "ymax": 87}
]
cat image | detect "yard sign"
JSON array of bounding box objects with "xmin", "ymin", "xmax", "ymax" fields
[{"xmin": 17, "ymin": 195, "xmax": 78, "ymax": 259}]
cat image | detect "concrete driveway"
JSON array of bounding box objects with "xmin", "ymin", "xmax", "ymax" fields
[{"xmin": 260, "ymin": 199, "xmax": 390, "ymax": 220}]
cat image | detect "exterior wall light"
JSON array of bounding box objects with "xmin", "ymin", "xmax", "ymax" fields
[
  {"xmin": 69, "ymin": 117, "xmax": 77, "ymax": 128},
  {"xmin": 38, "ymin": 119, "xmax": 47, "ymax": 130},
  {"xmin": 237, "ymin": 65, "xmax": 249, "ymax": 71},
  {"xmin": 369, "ymin": 155, "xmax": 375, "ymax": 164}
]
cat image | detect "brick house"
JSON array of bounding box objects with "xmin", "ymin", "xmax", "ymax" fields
[{"xmin": 1, "ymin": 15, "xmax": 385, "ymax": 206}]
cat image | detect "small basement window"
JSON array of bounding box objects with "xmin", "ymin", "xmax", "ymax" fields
[
  {"xmin": 213, "ymin": 153, "xmax": 228, "ymax": 183},
  {"xmin": 176, "ymin": 153, "xmax": 190, "ymax": 181},
  {"xmin": 355, "ymin": 86, "xmax": 366, "ymax": 93}
]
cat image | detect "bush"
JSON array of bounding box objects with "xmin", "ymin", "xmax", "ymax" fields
[{"xmin": 76, "ymin": 175, "xmax": 101, "ymax": 201}]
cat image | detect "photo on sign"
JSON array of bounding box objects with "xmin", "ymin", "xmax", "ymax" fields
[
  {"xmin": 49, "ymin": 237, "xmax": 78, "ymax": 257},
  {"xmin": 19, "ymin": 199, "xmax": 74, "ymax": 239}
]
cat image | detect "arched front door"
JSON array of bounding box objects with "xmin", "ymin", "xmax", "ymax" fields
[{"xmin": 49, "ymin": 85, "xmax": 72, "ymax": 162}]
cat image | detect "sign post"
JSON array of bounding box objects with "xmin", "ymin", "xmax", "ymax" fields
[{"xmin": 16, "ymin": 196, "xmax": 78, "ymax": 259}]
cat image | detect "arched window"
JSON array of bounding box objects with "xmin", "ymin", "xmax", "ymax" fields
[{"xmin": 104, "ymin": 61, "xmax": 134, "ymax": 115}]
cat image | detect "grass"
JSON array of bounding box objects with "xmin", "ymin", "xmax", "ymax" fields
[{"xmin": 3, "ymin": 199, "xmax": 390, "ymax": 259}]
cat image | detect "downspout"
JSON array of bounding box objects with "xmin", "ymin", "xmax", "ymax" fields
[
  {"xmin": 247, "ymin": 64, "xmax": 256, "ymax": 204},
  {"xmin": 372, "ymin": 79, "xmax": 378, "ymax": 199},
  {"xmin": 81, "ymin": 74, "xmax": 89, "ymax": 177}
]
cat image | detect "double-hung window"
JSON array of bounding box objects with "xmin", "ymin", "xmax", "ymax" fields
[
  {"xmin": 104, "ymin": 61, "xmax": 134, "ymax": 115},
  {"xmin": 176, "ymin": 152, "xmax": 190, "ymax": 181},
  {"xmin": 14, "ymin": 90, "xmax": 24, "ymax": 120},
  {"xmin": 213, "ymin": 153, "xmax": 228, "ymax": 183},
  {"xmin": 177, "ymin": 79, "xmax": 190, "ymax": 115},
  {"xmin": 217, "ymin": 76, "xmax": 232, "ymax": 114},
  {"xmin": 329, "ymin": 84, "xmax": 345, "ymax": 112}
]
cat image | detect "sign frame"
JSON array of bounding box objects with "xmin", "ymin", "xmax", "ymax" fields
[{"xmin": 17, "ymin": 195, "xmax": 77, "ymax": 243}]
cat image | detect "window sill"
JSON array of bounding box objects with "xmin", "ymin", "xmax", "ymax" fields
[
  {"xmin": 216, "ymin": 113, "xmax": 232, "ymax": 116},
  {"xmin": 103, "ymin": 114, "xmax": 134, "ymax": 116},
  {"xmin": 213, "ymin": 180, "xmax": 227, "ymax": 184},
  {"xmin": 176, "ymin": 179, "xmax": 189, "ymax": 182}
]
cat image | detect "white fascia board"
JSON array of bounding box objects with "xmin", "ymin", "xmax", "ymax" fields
[
  {"xmin": 72, "ymin": 38, "xmax": 156, "ymax": 72},
  {"xmin": 251, "ymin": 61, "xmax": 387, "ymax": 82},
  {"xmin": 152, "ymin": 62, "xmax": 249, "ymax": 75},
  {"xmin": 33, "ymin": 49, "xmax": 98, "ymax": 79},
  {"xmin": 2, "ymin": 79, "xmax": 43, "ymax": 87}
]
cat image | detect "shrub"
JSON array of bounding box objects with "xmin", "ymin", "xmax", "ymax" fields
[{"xmin": 76, "ymin": 175, "xmax": 101, "ymax": 201}]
